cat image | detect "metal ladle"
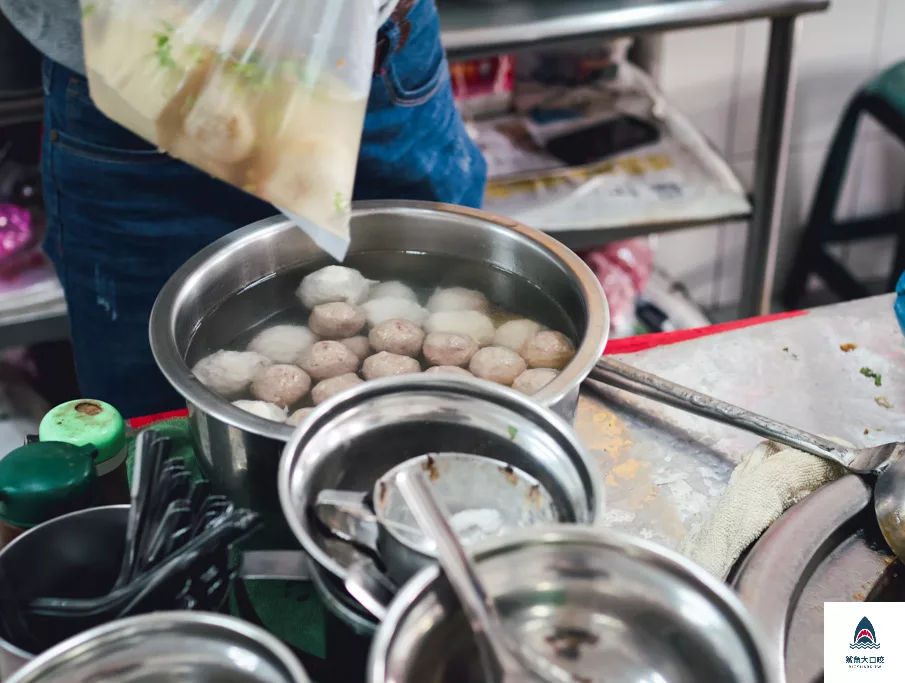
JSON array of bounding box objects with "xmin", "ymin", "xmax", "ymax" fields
[
  {"xmin": 591, "ymin": 357, "xmax": 905, "ymax": 560},
  {"xmin": 395, "ymin": 470, "xmax": 584, "ymax": 683}
]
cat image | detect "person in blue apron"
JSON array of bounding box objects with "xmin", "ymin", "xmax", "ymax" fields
[{"xmin": 0, "ymin": 0, "xmax": 487, "ymax": 418}]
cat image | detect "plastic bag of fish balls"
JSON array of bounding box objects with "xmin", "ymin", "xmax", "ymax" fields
[{"xmin": 190, "ymin": 266, "xmax": 577, "ymax": 424}]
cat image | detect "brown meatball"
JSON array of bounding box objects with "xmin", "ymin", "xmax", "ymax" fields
[
  {"xmin": 286, "ymin": 407, "xmax": 315, "ymax": 426},
  {"xmin": 339, "ymin": 336, "xmax": 371, "ymax": 360},
  {"xmin": 469, "ymin": 346, "xmax": 527, "ymax": 386},
  {"xmin": 311, "ymin": 373, "xmax": 365, "ymax": 405},
  {"xmin": 308, "ymin": 302, "xmax": 367, "ymax": 339},
  {"xmin": 251, "ymin": 364, "xmax": 311, "ymax": 407},
  {"xmin": 369, "ymin": 319, "xmax": 425, "ymax": 357},
  {"xmin": 422, "ymin": 332, "xmax": 478, "ymax": 368},
  {"xmin": 362, "ymin": 351, "xmax": 422, "ymax": 380},
  {"xmin": 424, "ymin": 366, "xmax": 474, "ymax": 377},
  {"xmin": 521, "ymin": 331, "xmax": 576, "ymax": 370},
  {"xmin": 298, "ymin": 341, "xmax": 360, "ymax": 381}
]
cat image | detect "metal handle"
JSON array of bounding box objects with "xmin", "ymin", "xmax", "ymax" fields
[
  {"xmin": 344, "ymin": 559, "xmax": 395, "ymax": 622},
  {"xmin": 239, "ymin": 551, "xmax": 311, "ymax": 581},
  {"xmin": 313, "ymin": 490, "xmax": 380, "ymax": 552},
  {"xmin": 590, "ymin": 357, "xmax": 854, "ymax": 468}
]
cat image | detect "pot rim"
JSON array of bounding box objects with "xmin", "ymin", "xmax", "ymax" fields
[
  {"xmin": 277, "ymin": 374, "xmax": 604, "ymax": 585},
  {"xmin": 149, "ymin": 200, "xmax": 609, "ymax": 440},
  {"xmin": 6, "ymin": 611, "xmax": 309, "ymax": 683},
  {"xmin": 366, "ymin": 524, "xmax": 778, "ymax": 683}
]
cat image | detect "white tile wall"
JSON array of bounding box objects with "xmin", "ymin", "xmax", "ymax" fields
[{"xmin": 653, "ymin": 0, "xmax": 905, "ymax": 313}]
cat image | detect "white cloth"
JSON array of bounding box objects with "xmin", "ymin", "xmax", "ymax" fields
[{"xmin": 679, "ymin": 440, "xmax": 846, "ymax": 580}]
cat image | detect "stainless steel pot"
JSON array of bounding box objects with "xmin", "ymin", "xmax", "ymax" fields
[
  {"xmin": 0, "ymin": 506, "xmax": 128, "ymax": 679},
  {"xmin": 368, "ymin": 526, "xmax": 777, "ymax": 683},
  {"xmin": 5, "ymin": 612, "xmax": 309, "ymax": 683},
  {"xmin": 150, "ymin": 201, "xmax": 608, "ymax": 517},
  {"xmin": 278, "ymin": 374, "xmax": 603, "ymax": 622}
]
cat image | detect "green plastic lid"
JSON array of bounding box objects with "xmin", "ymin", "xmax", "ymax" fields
[
  {"xmin": 39, "ymin": 399, "xmax": 126, "ymax": 475},
  {"xmin": 0, "ymin": 441, "xmax": 98, "ymax": 528}
]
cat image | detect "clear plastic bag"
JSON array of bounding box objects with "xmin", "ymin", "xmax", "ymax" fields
[{"xmin": 79, "ymin": 0, "xmax": 378, "ymax": 258}]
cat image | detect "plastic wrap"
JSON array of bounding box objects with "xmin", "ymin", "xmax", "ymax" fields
[
  {"xmin": 581, "ymin": 238, "xmax": 655, "ymax": 334},
  {"xmin": 79, "ymin": 0, "xmax": 378, "ymax": 259}
]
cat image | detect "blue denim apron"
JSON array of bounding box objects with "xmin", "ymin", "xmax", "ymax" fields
[{"xmin": 40, "ymin": 0, "xmax": 487, "ymax": 417}]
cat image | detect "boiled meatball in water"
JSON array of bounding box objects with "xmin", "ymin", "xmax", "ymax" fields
[
  {"xmin": 192, "ymin": 350, "xmax": 271, "ymax": 398},
  {"xmin": 231, "ymin": 400, "xmax": 287, "ymax": 422},
  {"xmin": 297, "ymin": 266, "xmax": 375, "ymax": 309},
  {"xmin": 369, "ymin": 319, "xmax": 424, "ymax": 357},
  {"xmin": 426, "ymin": 287, "xmax": 489, "ymax": 314},
  {"xmin": 308, "ymin": 302, "xmax": 366, "ymax": 339},
  {"xmin": 299, "ymin": 341, "xmax": 360, "ymax": 381},
  {"xmin": 469, "ymin": 346, "xmax": 527, "ymax": 386},
  {"xmin": 521, "ymin": 331, "xmax": 575, "ymax": 370},
  {"xmin": 362, "ymin": 352, "xmax": 421, "ymax": 380},
  {"xmin": 424, "ymin": 310, "xmax": 495, "ymax": 347},
  {"xmin": 494, "ymin": 319, "xmax": 543, "ymax": 353},
  {"xmin": 424, "ymin": 366, "xmax": 473, "ymax": 377},
  {"xmin": 311, "ymin": 373, "xmax": 365, "ymax": 405},
  {"xmin": 339, "ymin": 336, "xmax": 371, "ymax": 360},
  {"xmin": 247, "ymin": 325, "xmax": 317, "ymax": 364},
  {"xmin": 251, "ymin": 365, "xmax": 311, "ymax": 407},
  {"xmin": 422, "ymin": 332, "xmax": 477, "ymax": 368},
  {"xmin": 286, "ymin": 407, "xmax": 315, "ymax": 426}
]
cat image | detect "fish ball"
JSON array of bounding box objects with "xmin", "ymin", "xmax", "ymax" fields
[
  {"xmin": 494, "ymin": 319, "xmax": 543, "ymax": 353},
  {"xmin": 183, "ymin": 78, "xmax": 256, "ymax": 164},
  {"xmin": 232, "ymin": 400, "xmax": 287, "ymax": 422},
  {"xmin": 297, "ymin": 266, "xmax": 375, "ymax": 309},
  {"xmin": 425, "ymin": 310, "xmax": 495, "ymax": 347},
  {"xmin": 426, "ymin": 287, "xmax": 489, "ymax": 314},
  {"xmin": 369, "ymin": 319, "xmax": 425, "ymax": 357},
  {"xmin": 362, "ymin": 352, "xmax": 421, "ymax": 380},
  {"xmin": 361, "ymin": 297, "xmax": 428, "ymax": 327},
  {"xmin": 192, "ymin": 350, "xmax": 271, "ymax": 397},
  {"xmin": 248, "ymin": 325, "xmax": 317, "ymax": 364},
  {"xmin": 469, "ymin": 346, "xmax": 527, "ymax": 386},
  {"xmin": 512, "ymin": 368, "xmax": 559, "ymax": 395},
  {"xmin": 309, "ymin": 302, "xmax": 366, "ymax": 339},
  {"xmin": 422, "ymin": 332, "xmax": 478, "ymax": 368},
  {"xmin": 369, "ymin": 281, "xmax": 417, "ymax": 302},
  {"xmin": 286, "ymin": 407, "xmax": 315, "ymax": 426},
  {"xmin": 251, "ymin": 364, "xmax": 311, "ymax": 407},
  {"xmin": 311, "ymin": 373, "xmax": 364, "ymax": 405},
  {"xmin": 339, "ymin": 336, "xmax": 371, "ymax": 360},
  {"xmin": 424, "ymin": 366, "xmax": 474, "ymax": 377},
  {"xmin": 521, "ymin": 331, "xmax": 576, "ymax": 370},
  {"xmin": 298, "ymin": 341, "xmax": 360, "ymax": 381}
]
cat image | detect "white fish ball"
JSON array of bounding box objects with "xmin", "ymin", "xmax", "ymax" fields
[
  {"xmin": 369, "ymin": 319, "xmax": 425, "ymax": 357},
  {"xmin": 231, "ymin": 400, "xmax": 288, "ymax": 422},
  {"xmin": 362, "ymin": 352, "xmax": 421, "ymax": 380},
  {"xmin": 424, "ymin": 366, "xmax": 474, "ymax": 377},
  {"xmin": 311, "ymin": 373, "xmax": 364, "ymax": 405},
  {"xmin": 308, "ymin": 302, "xmax": 366, "ymax": 339},
  {"xmin": 192, "ymin": 350, "xmax": 271, "ymax": 398},
  {"xmin": 339, "ymin": 336, "xmax": 371, "ymax": 360},
  {"xmin": 425, "ymin": 310, "xmax": 495, "ymax": 347},
  {"xmin": 494, "ymin": 319, "xmax": 543, "ymax": 353},
  {"xmin": 426, "ymin": 287, "xmax": 489, "ymax": 314},
  {"xmin": 248, "ymin": 325, "xmax": 317, "ymax": 364},
  {"xmin": 422, "ymin": 332, "xmax": 478, "ymax": 368},
  {"xmin": 369, "ymin": 281, "xmax": 418, "ymax": 302},
  {"xmin": 297, "ymin": 266, "xmax": 376, "ymax": 309},
  {"xmin": 512, "ymin": 368, "xmax": 559, "ymax": 395},
  {"xmin": 298, "ymin": 341, "xmax": 360, "ymax": 381},
  {"xmin": 521, "ymin": 331, "xmax": 576, "ymax": 370},
  {"xmin": 251, "ymin": 364, "xmax": 311, "ymax": 407},
  {"xmin": 361, "ymin": 297, "xmax": 428, "ymax": 328},
  {"xmin": 286, "ymin": 407, "xmax": 315, "ymax": 426},
  {"xmin": 469, "ymin": 346, "xmax": 527, "ymax": 386}
]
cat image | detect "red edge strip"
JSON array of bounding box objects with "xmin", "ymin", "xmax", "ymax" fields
[{"xmin": 128, "ymin": 310, "xmax": 807, "ymax": 428}]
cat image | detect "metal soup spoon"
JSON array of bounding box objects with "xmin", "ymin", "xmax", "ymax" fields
[{"xmin": 591, "ymin": 357, "xmax": 905, "ymax": 562}]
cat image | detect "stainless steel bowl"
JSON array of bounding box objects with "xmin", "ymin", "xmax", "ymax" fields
[
  {"xmin": 6, "ymin": 612, "xmax": 309, "ymax": 683},
  {"xmin": 150, "ymin": 201, "xmax": 608, "ymax": 516},
  {"xmin": 369, "ymin": 526, "xmax": 777, "ymax": 683},
  {"xmin": 278, "ymin": 374, "xmax": 603, "ymax": 621}
]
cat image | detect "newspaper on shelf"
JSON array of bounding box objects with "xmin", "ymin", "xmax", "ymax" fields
[{"xmin": 473, "ymin": 63, "xmax": 751, "ymax": 234}]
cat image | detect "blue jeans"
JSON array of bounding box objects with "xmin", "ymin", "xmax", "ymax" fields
[{"xmin": 41, "ymin": 0, "xmax": 486, "ymax": 418}]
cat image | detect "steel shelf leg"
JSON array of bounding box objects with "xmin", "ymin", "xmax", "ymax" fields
[{"xmin": 739, "ymin": 16, "xmax": 801, "ymax": 317}]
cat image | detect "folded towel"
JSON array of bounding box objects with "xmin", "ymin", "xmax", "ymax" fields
[{"xmin": 680, "ymin": 440, "xmax": 846, "ymax": 580}]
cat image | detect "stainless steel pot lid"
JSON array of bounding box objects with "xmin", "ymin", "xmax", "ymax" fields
[
  {"xmin": 6, "ymin": 612, "xmax": 309, "ymax": 683},
  {"xmin": 279, "ymin": 374, "xmax": 603, "ymax": 587},
  {"xmin": 369, "ymin": 526, "xmax": 776, "ymax": 683},
  {"xmin": 731, "ymin": 474, "xmax": 894, "ymax": 683}
]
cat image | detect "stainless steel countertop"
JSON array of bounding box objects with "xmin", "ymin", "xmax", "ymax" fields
[
  {"xmin": 439, "ymin": 0, "xmax": 829, "ymax": 59},
  {"xmin": 576, "ymin": 294, "xmax": 905, "ymax": 549}
]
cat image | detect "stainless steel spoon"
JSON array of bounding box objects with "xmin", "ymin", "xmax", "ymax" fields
[
  {"xmin": 395, "ymin": 470, "xmax": 583, "ymax": 683},
  {"xmin": 590, "ymin": 356, "xmax": 905, "ymax": 560}
]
